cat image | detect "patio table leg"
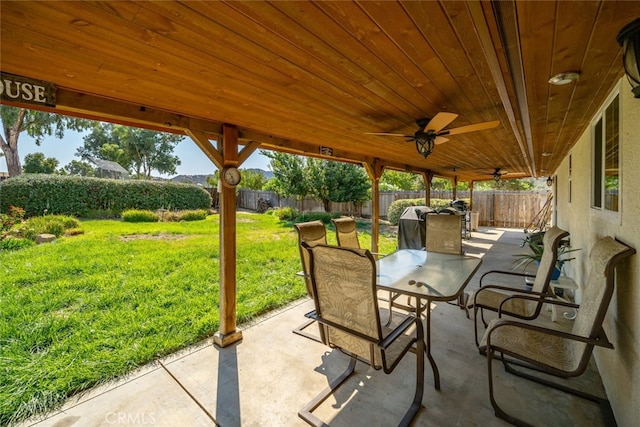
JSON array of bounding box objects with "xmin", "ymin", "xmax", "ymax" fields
[{"xmin": 417, "ymin": 297, "xmax": 440, "ymax": 390}]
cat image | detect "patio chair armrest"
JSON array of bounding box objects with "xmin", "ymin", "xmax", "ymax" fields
[
  {"xmin": 497, "ymin": 294, "xmax": 578, "ymax": 316},
  {"xmin": 378, "ymin": 315, "xmax": 422, "ymax": 350},
  {"xmin": 479, "ymin": 269, "xmax": 535, "ymax": 287},
  {"xmin": 370, "ymin": 251, "xmax": 388, "ymax": 258},
  {"xmin": 473, "ymin": 284, "xmax": 551, "ymax": 307},
  {"xmin": 486, "ymin": 318, "xmax": 613, "ymax": 349},
  {"xmin": 308, "ymin": 312, "xmax": 378, "ymax": 345}
]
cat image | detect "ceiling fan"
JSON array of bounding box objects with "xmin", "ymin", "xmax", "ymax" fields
[
  {"xmin": 365, "ymin": 112, "xmax": 500, "ymax": 159},
  {"xmin": 487, "ymin": 168, "xmax": 509, "ymax": 181}
]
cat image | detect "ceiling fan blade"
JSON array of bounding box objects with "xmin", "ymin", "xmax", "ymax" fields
[
  {"xmin": 434, "ymin": 136, "xmax": 449, "ymax": 145},
  {"xmin": 445, "ymin": 120, "xmax": 500, "ymax": 136},
  {"xmin": 364, "ymin": 132, "xmax": 410, "ymax": 137},
  {"xmin": 424, "ymin": 112, "xmax": 458, "ymax": 132}
]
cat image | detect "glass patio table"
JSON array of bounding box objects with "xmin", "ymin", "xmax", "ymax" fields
[{"xmin": 376, "ymin": 249, "xmax": 482, "ymax": 390}]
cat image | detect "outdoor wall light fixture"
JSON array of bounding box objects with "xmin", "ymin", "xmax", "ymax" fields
[
  {"xmin": 547, "ymin": 176, "xmax": 553, "ymax": 187},
  {"xmin": 617, "ymin": 18, "xmax": 640, "ymax": 98}
]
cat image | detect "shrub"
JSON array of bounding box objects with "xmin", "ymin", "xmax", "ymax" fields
[
  {"xmin": 122, "ymin": 210, "xmax": 159, "ymax": 223},
  {"xmin": 9, "ymin": 215, "xmax": 80, "ymax": 240},
  {"xmin": 270, "ymin": 207, "xmax": 298, "ymax": 221},
  {"xmin": 387, "ymin": 198, "xmax": 425, "ymax": 225},
  {"xmin": 0, "ymin": 175, "xmax": 212, "ymax": 217},
  {"xmin": 1, "ymin": 206, "xmax": 26, "ymax": 234},
  {"xmin": 0, "ymin": 237, "xmax": 34, "ymax": 252},
  {"xmin": 294, "ymin": 212, "xmax": 336, "ymax": 224},
  {"xmin": 177, "ymin": 210, "xmax": 208, "ymax": 221}
]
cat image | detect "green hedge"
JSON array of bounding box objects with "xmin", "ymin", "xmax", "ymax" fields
[{"xmin": 0, "ymin": 175, "xmax": 212, "ymax": 217}]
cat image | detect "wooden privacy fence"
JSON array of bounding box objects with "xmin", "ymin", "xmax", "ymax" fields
[{"xmin": 235, "ymin": 189, "xmax": 551, "ymax": 229}]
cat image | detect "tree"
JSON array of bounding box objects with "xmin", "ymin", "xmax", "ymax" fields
[
  {"xmin": 23, "ymin": 152, "xmax": 59, "ymax": 174},
  {"xmin": 63, "ymin": 160, "xmax": 95, "ymax": 176},
  {"xmin": 239, "ymin": 169, "xmax": 266, "ymax": 190},
  {"xmin": 0, "ymin": 106, "xmax": 91, "ymax": 177},
  {"xmin": 380, "ymin": 170, "xmax": 423, "ymax": 191},
  {"xmin": 76, "ymin": 123, "xmax": 182, "ymax": 179},
  {"xmin": 263, "ymin": 151, "xmax": 308, "ymax": 201},
  {"xmin": 305, "ymin": 159, "xmax": 370, "ymax": 212}
]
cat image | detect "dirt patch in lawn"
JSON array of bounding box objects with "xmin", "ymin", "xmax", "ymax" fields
[{"xmin": 119, "ymin": 234, "xmax": 189, "ymax": 241}]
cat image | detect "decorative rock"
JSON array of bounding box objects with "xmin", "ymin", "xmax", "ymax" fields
[{"xmin": 36, "ymin": 234, "xmax": 57, "ymax": 244}]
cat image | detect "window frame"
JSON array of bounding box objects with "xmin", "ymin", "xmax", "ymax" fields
[{"xmin": 590, "ymin": 84, "xmax": 622, "ymax": 223}]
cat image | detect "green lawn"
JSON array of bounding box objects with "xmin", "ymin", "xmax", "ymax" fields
[{"xmin": 0, "ymin": 213, "xmax": 397, "ymax": 425}]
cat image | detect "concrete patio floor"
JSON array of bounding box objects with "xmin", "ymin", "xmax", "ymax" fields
[{"xmin": 21, "ymin": 228, "xmax": 610, "ymax": 427}]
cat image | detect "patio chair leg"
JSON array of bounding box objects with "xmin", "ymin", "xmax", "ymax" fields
[
  {"xmin": 473, "ymin": 306, "xmax": 482, "ymax": 347},
  {"xmin": 299, "ymin": 355, "xmax": 358, "ymax": 427},
  {"xmin": 293, "ymin": 318, "xmax": 323, "ymax": 343},
  {"xmin": 487, "ymin": 349, "xmax": 534, "ymax": 427},
  {"xmin": 502, "ymin": 358, "xmax": 611, "ymax": 404}
]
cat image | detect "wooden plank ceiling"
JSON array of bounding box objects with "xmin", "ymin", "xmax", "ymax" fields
[{"xmin": 1, "ymin": 1, "xmax": 637, "ymax": 182}]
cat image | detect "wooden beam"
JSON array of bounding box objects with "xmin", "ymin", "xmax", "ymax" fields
[
  {"xmin": 55, "ymin": 88, "xmax": 223, "ymax": 135},
  {"xmin": 467, "ymin": 1, "xmax": 535, "ymax": 177},
  {"xmin": 185, "ymin": 130, "xmax": 223, "ymax": 170},
  {"xmin": 237, "ymin": 140, "xmax": 261, "ymax": 166}
]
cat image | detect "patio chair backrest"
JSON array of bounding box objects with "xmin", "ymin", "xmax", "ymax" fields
[
  {"xmin": 332, "ymin": 217, "xmax": 360, "ymax": 249},
  {"xmin": 293, "ymin": 220, "xmax": 327, "ymax": 297},
  {"xmin": 426, "ymin": 214, "xmax": 462, "ymax": 254},
  {"xmin": 569, "ymin": 237, "xmax": 635, "ymax": 371},
  {"xmin": 531, "ymin": 226, "xmax": 570, "ymax": 294},
  {"xmin": 307, "ymin": 244, "xmax": 381, "ymax": 340}
]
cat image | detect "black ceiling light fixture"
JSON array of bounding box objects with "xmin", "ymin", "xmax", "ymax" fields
[
  {"xmin": 547, "ymin": 176, "xmax": 553, "ymax": 187},
  {"xmin": 617, "ymin": 18, "xmax": 640, "ymax": 98},
  {"xmin": 493, "ymin": 171, "xmax": 501, "ymax": 181},
  {"xmin": 414, "ymin": 132, "xmax": 435, "ymax": 159}
]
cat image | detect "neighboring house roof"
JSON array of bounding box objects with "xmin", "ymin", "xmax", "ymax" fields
[
  {"xmin": 86, "ymin": 157, "xmax": 129, "ymax": 175},
  {"xmin": 86, "ymin": 156, "xmax": 129, "ymax": 177}
]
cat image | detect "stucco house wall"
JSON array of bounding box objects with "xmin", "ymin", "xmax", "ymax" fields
[{"xmin": 555, "ymin": 77, "xmax": 640, "ymax": 427}]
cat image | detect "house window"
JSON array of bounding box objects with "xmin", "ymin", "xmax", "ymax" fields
[
  {"xmin": 592, "ymin": 93, "xmax": 620, "ymax": 213},
  {"xmin": 568, "ymin": 154, "xmax": 572, "ymax": 204}
]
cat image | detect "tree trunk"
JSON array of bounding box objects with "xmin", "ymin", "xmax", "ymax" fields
[
  {"xmin": 3, "ymin": 148, "xmax": 22, "ymax": 176},
  {"xmin": 0, "ymin": 108, "xmax": 26, "ymax": 177}
]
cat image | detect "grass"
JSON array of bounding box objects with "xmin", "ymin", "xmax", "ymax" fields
[{"xmin": 0, "ymin": 213, "xmax": 397, "ymax": 425}]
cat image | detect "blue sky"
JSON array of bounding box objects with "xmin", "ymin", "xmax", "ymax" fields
[{"xmin": 1, "ymin": 129, "xmax": 272, "ymax": 177}]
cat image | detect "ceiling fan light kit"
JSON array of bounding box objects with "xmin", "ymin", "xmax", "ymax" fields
[
  {"xmin": 617, "ymin": 18, "xmax": 640, "ymax": 98},
  {"xmin": 366, "ymin": 112, "xmax": 500, "ymax": 159},
  {"xmin": 415, "ymin": 134, "xmax": 435, "ymax": 158}
]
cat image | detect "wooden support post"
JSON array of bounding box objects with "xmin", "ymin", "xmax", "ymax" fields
[
  {"xmin": 364, "ymin": 160, "xmax": 384, "ymax": 254},
  {"xmin": 420, "ymin": 170, "xmax": 434, "ymax": 206},
  {"xmin": 469, "ymin": 180, "xmax": 475, "ymax": 211},
  {"xmin": 214, "ymin": 124, "xmax": 242, "ymax": 347},
  {"xmin": 453, "ymin": 176, "xmax": 458, "ymax": 201}
]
